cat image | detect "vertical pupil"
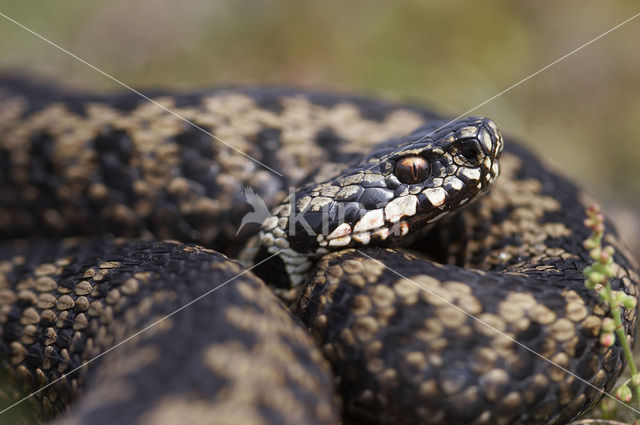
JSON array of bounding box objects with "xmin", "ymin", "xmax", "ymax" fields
[
  {"xmin": 396, "ymin": 156, "xmax": 429, "ymax": 184},
  {"xmin": 411, "ymin": 163, "xmax": 419, "ymax": 180}
]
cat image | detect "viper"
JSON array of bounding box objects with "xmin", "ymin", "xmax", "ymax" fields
[{"xmin": 0, "ymin": 76, "xmax": 637, "ymax": 425}]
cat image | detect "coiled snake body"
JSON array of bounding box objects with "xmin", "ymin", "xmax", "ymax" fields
[{"xmin": 0, "ymin": 77, "xmax": 637, "ymax": 425}]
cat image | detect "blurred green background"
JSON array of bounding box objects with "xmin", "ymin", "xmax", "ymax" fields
[
  {"xmin": 0, "ymin": 2, "xmax": 639, "ymax": 422},
  {"xmin": 0, "ymin": 0, "xmax": 638, "ymax": 250}
]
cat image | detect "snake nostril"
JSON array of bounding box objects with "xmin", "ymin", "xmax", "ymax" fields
[{"xmin": 395, "ymin": 156, "xmax": 430, "ymax": 184}]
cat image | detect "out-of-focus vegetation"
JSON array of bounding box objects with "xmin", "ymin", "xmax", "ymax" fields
[
  {"xmin": 0, "ymin": 1, "xmax": 638, "ymax": 203},
  {"xmin": 0, "ymin": 1, "xmax": 638, "ymax": 421}
]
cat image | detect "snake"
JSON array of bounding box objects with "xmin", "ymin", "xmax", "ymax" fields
[{"xmin": 0, "ymin": 76, "xmax": 637, "ymax": 425}]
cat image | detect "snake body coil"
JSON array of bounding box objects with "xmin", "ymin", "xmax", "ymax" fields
[{"xmin": 0, "ymin": 77, "xmax": 637, "ymax": 425}]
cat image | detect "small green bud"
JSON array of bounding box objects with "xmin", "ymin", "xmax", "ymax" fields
[
  {"xmin": 614, "ymin": 291, "xmax": 627, "ymax": 305},
  {"xmin": 585, "ymin": 219, "xmax": 598, "ymax": 230},
  {"xmin": 623, "ymin": 295, "xmax": 637, "ymax": 310},
  {"xmin": 632, "ymin": 374, "xmax": 640, "ymax": 387},
  {"xmin": 600, "ymin": 332, "xmax": 615, "ymax": 347},
  {"xmin": 583, "ymin": 239, "xmax": 597, "ymax": 250},
  {"xmin": 588, "ymin": 204, "xmax": 600, "ymax": 214},
  {"xmin": 588, "ymin": 271, "xmax": 604, "ymax": 284},
  {"xmin": 603, "ymin": 263, "xmax": 615, "ymax": 278},
  {"xmin": 589, "ymin": 248, "xmax": 601, "ymax": 261},
  {"xmin": 615, "ymin": 384, "xmax": 632, "ymax": 402},
  {"xmin": 584, "ymin": 279, "xmax": 596, "ymax": 290},
  {"xmin": 601, "ymin": 318, "xmax": 616, "ymax": 333},
  {"xmin": 599, "ymin": 249, "xmax": 611, "ymax": 263}
]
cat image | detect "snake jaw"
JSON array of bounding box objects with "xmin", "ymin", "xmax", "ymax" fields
[{"xmin": 259, "ymin": 116, "xmax": 503, "ymax": 286}]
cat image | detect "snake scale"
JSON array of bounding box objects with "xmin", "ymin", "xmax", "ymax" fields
[{"xmin": 0, "ymin": 76, "xmax": 637, "ymax": 425}]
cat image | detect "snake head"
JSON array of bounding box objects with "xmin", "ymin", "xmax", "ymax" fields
[{"xmin": 259, "ymin": 117, "xmax": 502, "ymax": 285}]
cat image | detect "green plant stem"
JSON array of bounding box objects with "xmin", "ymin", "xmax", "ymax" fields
[{"xmin": 604, "ymin": 282, "xmax": 640, "ymax": 410}]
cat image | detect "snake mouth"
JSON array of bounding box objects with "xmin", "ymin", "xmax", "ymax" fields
[{"xmin": 318, "ymin": 219, "xmax": 411, "ymax": 248}]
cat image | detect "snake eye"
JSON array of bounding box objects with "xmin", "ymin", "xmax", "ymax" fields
[{"xmin": 395, "ymin": 156, "xmax": 430, "ymax": 184}]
